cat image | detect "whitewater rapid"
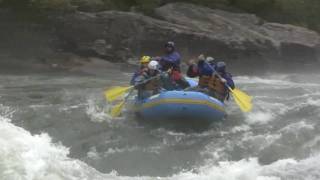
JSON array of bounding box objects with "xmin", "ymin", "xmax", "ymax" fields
[{"xmin": 0, "ymin": 73, "xmax": 319, "ymax": 180}]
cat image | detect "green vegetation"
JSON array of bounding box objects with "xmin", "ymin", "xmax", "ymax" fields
[{"xmin": 1, "ymin": 0, "xmax": 320, "ymax": 31}]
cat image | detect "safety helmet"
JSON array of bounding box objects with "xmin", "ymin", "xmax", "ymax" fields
[
  {"xmin": 198, "ymin": 54, "xmax": 205, "ymax": 61},
  {"xmin": 165, "ymin": 41, "xmax": 175, "ymax": 48},
  {"xmin": 148, "ymin": 60, "xmax": 159, "ymax": 70},
  {"xmin": 206, "ymin": 57, "xmax": 215, "ymax": 62},
  {"xmin": 140, "ymin": 56, "xmax": 151, "ymax": 64},
  {"xmin": 216, "ymin": 61, "xmax": 226, "ymax": 72},
  {"xmin": 206, "ymin": 57, "xmax": 216, "ymax": 66}
]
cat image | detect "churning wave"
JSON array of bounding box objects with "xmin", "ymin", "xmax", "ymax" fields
[
  {"xmin": 1, "ymin": 73, "xmax": 320, "ymax": 180},
  {"xmin": 1, "ymin": 113, "xmax": 320, "ymax": 180}
]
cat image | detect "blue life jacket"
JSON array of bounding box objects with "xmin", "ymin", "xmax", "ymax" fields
[{"xmin": 187, "ymin": 60, "xmax": 215, "ymax": 78}]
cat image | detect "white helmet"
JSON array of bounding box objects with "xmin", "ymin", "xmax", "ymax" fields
[
  {"xmin": 206, "ymin": 56, "xmax": 215, "ymax": 62},
  {"xmin": 148, "ymin": 60, "xmax": 159, "ymax": 70}
]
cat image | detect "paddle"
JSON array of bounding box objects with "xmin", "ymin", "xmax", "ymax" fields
[
  {"xmin": 105, "ymin": 86, "xmax": 133, "ymax": 102},
  {"xmin": 110, "ymin": 89, "xmax": 134, "ymax": 117},
  {"xmin": 104, "ymin": 72, "xmax": 164, "ymax": 102},
  {"xmin": 106, "ymin": 70, "xmax": 169, "ymax": 117},
  {"xmin": 215, "ymin": 73, "xmax": 253, "ymax": 112},
  {"xmin": 188, "ymin": 60, "xmax": 253, "ymax": 112}
]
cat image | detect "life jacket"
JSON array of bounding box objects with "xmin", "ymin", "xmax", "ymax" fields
[
  {"xmin": 140, "ymin": 72, "xmax": 160, "ymax": 91},
  {"xmin": 144, "ymin": 77, "xmax": 160, "ymax": 91},
  {"xmin": 197, "ymin": 61, "xmax": 215, "ymax": 88},
  {"xmin": 198, "ymin": 75, "xmax": 211, "ymax": 88},
  {"xmin": 208, "ymin": 74, "xmax": 226, "ymax": 95},
  {"xmin": 170, "ymin": 70, "xmax": 182, "ymax": 81}
]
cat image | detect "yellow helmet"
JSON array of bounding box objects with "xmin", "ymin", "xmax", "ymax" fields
[{"xmin": 140, "ymin": 56, "xmax": 151, "ymax": 64}]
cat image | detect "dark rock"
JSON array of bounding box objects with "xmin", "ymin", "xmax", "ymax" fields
[
  {"xmin": 52, "ymin": 3, "xmax": 320, "ymax": 73},
  {"xmin": 2, "ymin": 3, "xmax": 319, "ymax": 74},
  {"xmin": 71, "ymin": 0, "xmax": 106, "ymax": 12},
  {"xmin": 154, "ymin": 3, "xmax": 320, "ymax": 72}
]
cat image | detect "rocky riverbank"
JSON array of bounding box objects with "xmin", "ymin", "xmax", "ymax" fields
[{"xmin": 1, "ymin": 3, "xmax": 320, "ymax": 74}]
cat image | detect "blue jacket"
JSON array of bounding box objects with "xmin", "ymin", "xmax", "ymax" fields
[
  {"xmin": 187, "ymin": 61, "xmax": 215, "ymax": 77},
  {"xmin": 130, "ymin": 69, "xmax": 142, "ymax": 85},
  {"xmin": 161, "ymin": 51, "xmax": 181, "ymax": 70},
  {"xmin": 220, "ymin": 72, "xmax": 235, "ymax": 89},
  {"xmin": 198, "ymin": 61, "xmax": 215, "ymax": 76}
]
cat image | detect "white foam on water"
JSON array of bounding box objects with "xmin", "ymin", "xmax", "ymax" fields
[
  {"xmin": 2, "ymin": 73, "xmax": 320, "ymax": 180},
  {"xmin": 59, "ymin": 103, "xmax": 88, "ymax": 112},
  {"xmin": 243, "ymin": 93, "xmax": 319, "ymax": 125},
  {"xmin": 1, "ymin": 113, "xmax": 320, "ymax": 180},
  {"xmin": 87, "ymin": 147, "xmax": 100, "ymax": 160},
  {"xmin": 262, "ymin": 91, "xmax": 320, "ymax": 102},
  {"xmin": 0, "ymin": 104, "xmax": 16, "ymax": 120},
  {"xmin": 85, "ymin": 91, "xmax": 136, "ymax": 123},
  {"xmin": 0, "ymin": 116, "xmax": 100, "ymax": 180},
  {"xmin": 303, "ymin": 135, "xmax": 320, "ymax": 149},
  {"xmin": 235, "ymin": 75, "xmax": 319, "ymax": 87},
  {"xmin": 0, "ymin": 116, "xmax": 152, "ymax": 180},
  {"xmin": 260, "ymin": 154, "xmax": 320, "ymax": 180},
  {"xmin": 170, "ymin": 158, "xmax": 278, "ymax": 180},
  {"xmin": 242, "ymin": 132, "xmax": 282, "ymax": 152},
  {"xmin": 243, "ymin": 100, "xmax": 288, "ymax": 125},
  {"xmin": 307, "ymin": 97, "xmax": 320, "ymax": 107},
  {"xmin": 103, "ymin": 146, "xmax": 140, "ymax": 158},
  {"xmin": 86, "ymin": 97, "xmax": 112, "ymax": 123},
  {"xmin": 230, "ymin": 125, "xmax": 251, "ymax": 133},
  {"xmin": 170, "ymin": 152, "xmax": 320, "ymax": 180},
  {"xmin": 279, "ymin": 121, "xmax": 314, "ymax": 133},
  {"xmin": 245, "ymin": 111, "xmax": 274, "ymax": 125}
]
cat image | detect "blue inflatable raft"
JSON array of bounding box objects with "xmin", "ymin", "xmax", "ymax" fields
[{"xmin": 134, "ymin": 89, "xmax": 226, "ymax": 121}]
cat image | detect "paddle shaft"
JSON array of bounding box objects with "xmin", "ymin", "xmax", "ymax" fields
[
  {"xmin": 185, "ymin": 62, "xmax": 252, "ymax": 112},
  {"xmin": 133, "ymin": 69, "xmax": 172, "ymax": 89},
  {"xmin": 123, "ymin": 89, "xmax": 135, "ymax": 102},
  {"xmin": 213, "ymin": 72, "xmax": 233, "ymax": 91}
]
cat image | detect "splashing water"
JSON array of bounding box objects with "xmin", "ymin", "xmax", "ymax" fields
[{"xmin": 0, "ymin": 72, "xmax": 320, "ymax": 180}]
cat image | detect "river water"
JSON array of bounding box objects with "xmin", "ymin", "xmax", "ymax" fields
[{"xmin": 0, "ymin": 69, "xmax": 319, "ymax": 180}]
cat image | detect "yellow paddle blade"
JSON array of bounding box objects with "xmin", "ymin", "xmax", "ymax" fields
[
  {"xmin": 233, "ymin": 88, "xmax": 252, "ymax": 102},
  {"xmin": 110, "ymin": 101, "xmax": 125, "ymax": 117},
  {"xmin": 104, "ymin": 86, "xmax": 133, "ymax": 102},
  {"xmin": 230, "ymin": 89, "xmax": 253, "ymax": 112}
]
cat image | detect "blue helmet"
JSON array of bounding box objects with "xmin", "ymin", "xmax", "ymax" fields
[{"xmin": 216, "ymin": 61, "xmax": 226, "ymax": 72}]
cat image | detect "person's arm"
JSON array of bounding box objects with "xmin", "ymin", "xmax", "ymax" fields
[
  {"xmin": 130, "ymin": 71, "xmax": 139, "ymax": 85},
  {"xmin": 133, "ymin": 72, "xmax": 149, "ymax": 89},
  {"xmin": 224, "ymin": 74, "xmax": 235, "ymax": 89}
]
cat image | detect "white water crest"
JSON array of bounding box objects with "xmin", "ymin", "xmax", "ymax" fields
[
  {"xmin": 1, "ymin": 110, "xmax": 320, "ymax": 180},
  {"xmin": 169, "ymin": 154, "xmax": 320, "ymax": 180},
  {"xmin": 0, "ymin": 116, "xmax": 104, "ymax": 180},
  {"xmin": 1, "ymin": 112, "xmax": 319, "ymax": 180},
  {"xmin": 1, "ymin": 73, "xmax": 320, "ymax": 180}
]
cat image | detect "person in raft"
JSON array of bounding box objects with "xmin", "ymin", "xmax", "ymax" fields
[
  {"xmin": 130, "ymin": 56, "xmax": 151, "ymax": 85},
  {"xmin": 133, "ymin": 60, "xmax": 163, "ymax": 100},
  {"xmin": 155, "ymin": 41, "xmax": 190, "ymax": 89},
  {"xmin": 187, "ymin": 54, "xmax": 235, "ymax": 102}
]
